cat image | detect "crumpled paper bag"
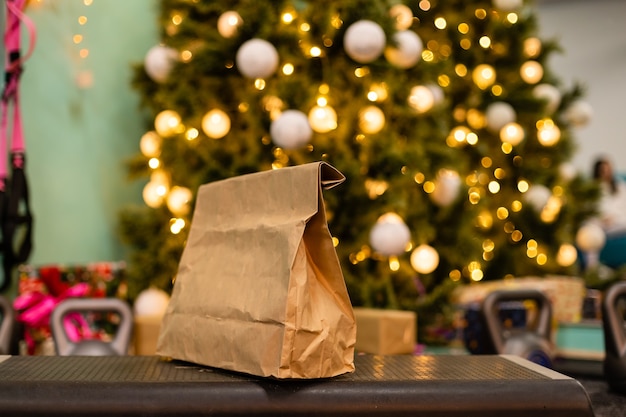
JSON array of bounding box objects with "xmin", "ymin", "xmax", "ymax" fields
[{"xmin": 157, "ymin": 162, "xmax": 356, "ymax": 379}]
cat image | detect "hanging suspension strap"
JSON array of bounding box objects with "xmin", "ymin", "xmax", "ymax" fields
[{"xmin": 0, "ymin": 0, "xmax": 36, "ymax": 292}]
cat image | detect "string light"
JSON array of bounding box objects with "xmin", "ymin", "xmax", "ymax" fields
[
  {"xmin": 479, "ymin": 36, "xmax": 491, "ymax": 48},
  {"xmin": 309, "ymin": 46, "xmax": 322, "ymax": 57},
  {"xmin": 170, "ymin": 218, "xmax": 186, "ymax": 234},
  {"xmin": 282, "ymin": 13, "xmax": 294, "ymax": 23},
  {"xmin": 282, "ymin": 63, "xmax": 294, "ymax": 75},
  {"xmin": 185, "ymin": 128, "xmax": 199, "ymax": 141},
  {"xmin": 72, "ymin": 0, "xmax": 94, "ymax": 88},
  {"xmin": 536, "ymin": 118, "xmax": 561, "ymax": 146},
  {"xmin": 148, "ymin": 158, "xmax": 160, "ymax": 169}
]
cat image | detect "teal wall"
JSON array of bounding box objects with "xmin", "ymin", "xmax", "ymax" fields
[{"xmin": 19, "ymin": 0, "xmax": 158, "ymax": 266}]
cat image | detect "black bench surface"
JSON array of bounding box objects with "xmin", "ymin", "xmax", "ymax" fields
[{"xmin": 0, "ymin": 354, "xmax": 593, "ymax": 416}]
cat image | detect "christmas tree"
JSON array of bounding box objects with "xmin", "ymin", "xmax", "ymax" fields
[{"xmin": 120, "ymin": 0, "xmax": 598, "ymax": 342}]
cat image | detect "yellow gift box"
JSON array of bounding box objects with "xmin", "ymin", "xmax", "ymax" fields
[{"xmin": 354, "ymin": 307, "xmax": 417, "ymax": 355}]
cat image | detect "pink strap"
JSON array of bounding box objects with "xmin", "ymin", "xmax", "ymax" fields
[
  {"xmin": 4, "ymin": 0, "xmax": 36, "ymax": 69},
  {"xmin": 1, "ymin": 0, "xmax": 37, "ymax": 176},
  {"xmin": 11, "ymin": 94, "xmax": 24, "ymax": 153}
]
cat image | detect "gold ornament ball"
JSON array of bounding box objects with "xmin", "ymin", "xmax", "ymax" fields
[
  {"xmin": 472, "ymin": 64, "xmax": 496, "ymax": 90},
  {"xmin": 140, "ymin": 131, "xmax": 162, "ymax": 157},
  {"xmin": 411, "ymin": 244, "xmax": 440, "ymax": 274},
  {"xmin": 389, "ymin": 4, "xmax": 413, "ymax": 30},
  {"xmin": 520, "ymin": 60, "xmax": 544, "ymax": 84},
  {"xmin": 202, "ymin": 109, "xmax": 231, "ymax": 139},
  {"xmin": 407, "ymin": 85, "xmax": 434, "ymax": 113},
  {"xmin": 154, "ymin": 110, "xmax": 182, "ymax": 137},
  {"xmin": 557, "ymin": 243, "xmax": 578, "ymax": 267},
  {"xmin": 308, "ymin": 105, "xmax": 337, "ymax": 133},
  {"xmin": 167, "ymin": 186, "xmax": 193, "ymax": 216},
  {"xmin": 499, "ymin": 122, "xmax": 525, "ymax": 146},
  {"xmin": 217, "ymin": 11, "xmax": 243, "ymax": 38},
  {"xmin": 143, "ymin": 181, "xmax": 165, "ymax": 208},
  {"xmin": 359, "ymin": 105, "xmax": 385, "ymax": 134}
]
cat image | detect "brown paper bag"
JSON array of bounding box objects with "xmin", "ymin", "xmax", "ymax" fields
[{"xmin": 156, "ymin": 162, "xmax": 356, "ymax": 379}]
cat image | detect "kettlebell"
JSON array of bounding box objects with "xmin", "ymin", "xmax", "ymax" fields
[
  {"xmin": 482, "ymin": 288, "xmax": 554, "ymax": 368},
  {"xmin": 602, "ymin": 281, "xmax": 626, "ymax": 394},
  {"xmin": 0, "ymin": 295, "xmax": 15, "ymax": 355},
  {"xmin": 50, "ymin": 297, "xmax": 133, "ymax": 356}
]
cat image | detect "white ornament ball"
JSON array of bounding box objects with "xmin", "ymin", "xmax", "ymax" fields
[
  {"xmin": 559, "ymin": 163, "xmax": 578, "ymax": 182},
  {"xmin": 369, "ymin": 213, "xmax": 412, "ymax": 256},
  {"xmin": 564, "ymin": 100, "xmax": 593, "ymax": 127},
  {"xmin": 430, "ymin": 169, "xmax": 461, "ymax": 207},
  {"xmin": 217, "ymin": 11, "xmax": 243, "ymax": 38},
  {"xmin": 533, "ymin": 84, "xmax": 562, "ymax": 114},
  {"xmin": 270, "ymin": 110, "xmax": 313, "ymax": 149},
  {"xmin": 408, "ymin": 85, "xmax": 434, "ymax": 113},
  {"xmin": 134, "ymin": 287, "xmax": 171, "ymax": 317},
  {"xmin": 428, "ymin": 83, "xmax": 445, "ymax": 106},
  {"xmin": 144, "ymin": 45, "xmax": 178, "ymax": 83},
  {"xmin": 486, "ymin": 102, "xmax": 516, "ymax": 132},
  {"xmin": 492, "ymin": 0, "xmax": 524, "ymax": 11},
  {"xmin": 236, "ymin": 38, "xmax": 279, "ymax": 79},
  {"xmin": 344, "ymin": 20, "xmax": 386, "ymax": 64},
  {"xmin": 523, "ymin": 184, "xmax": 551, "ymax": 212},
  {"xmin": 576, "ymin": 222, "xmax": 606, "ymax": 252},
  {"xmin": 410, "ymin": 244, "xmax": 440, "ymax": 274},
  {"xmin": 202, "ymin": 109, "xmax": 231, "ymax": 139},
  {"xmin": 384, "ymin": 30, "xmax": 423, "ymax": 69}
]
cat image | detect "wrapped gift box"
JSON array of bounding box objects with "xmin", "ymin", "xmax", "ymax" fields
[
  {"xmin": 13, "ymin": 262, "xmax": 127, "ymax": 355},
  {"xmin": 451, "ymin": 275, "xmax": 586, "ymax": 324},
  {"xmin": 354, "ymin": 307, "xmax": 416, "ymax": 355},
  {"xmin": 133, "ymin": 315, "xmax": 162, "ymax": 355}
]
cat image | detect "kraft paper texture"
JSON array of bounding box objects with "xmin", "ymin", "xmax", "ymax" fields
[{"xmin": 157, "ymin": 162, "xmax": 356, "ymax": 379}]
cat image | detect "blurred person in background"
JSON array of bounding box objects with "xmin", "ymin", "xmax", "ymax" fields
[{"xmin": 593, "ymin": 156, "xmax": 626, "ymax": 236}]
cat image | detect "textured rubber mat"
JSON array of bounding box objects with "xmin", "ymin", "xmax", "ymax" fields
[
  {"xmin": 0, "ymin": 354, "xmax": 592, "ymax": 417},
  {"xmin": 0, "ymin": 354, "xmax": 550, "ymax": 382}
]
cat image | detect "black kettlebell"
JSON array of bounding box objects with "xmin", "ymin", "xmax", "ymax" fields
[
  {"xmin": 482, "ymin": 288, "xmax": 554, "ymax": 368},
  {"xmin": 602, "ymin": 281, "xmax": 626, "ymax": 394}
]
